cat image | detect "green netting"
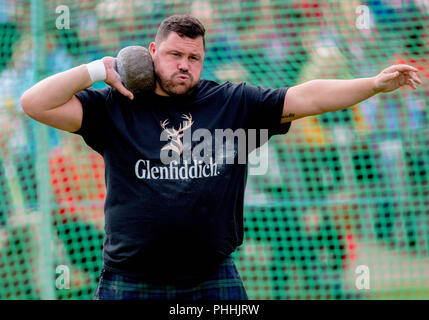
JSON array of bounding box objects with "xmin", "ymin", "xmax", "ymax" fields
[{"xmin": 0, "ymin": 0, "xmax": 428, "ymax": 300}]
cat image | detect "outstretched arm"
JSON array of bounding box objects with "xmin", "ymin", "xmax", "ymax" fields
[{"xmin": 280, "ymin": 64, "xmax": 422, "ymax": 123}]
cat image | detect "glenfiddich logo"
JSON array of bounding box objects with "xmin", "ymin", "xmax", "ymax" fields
[
  {"xmin": 134, "ymin": 113, "xmax": 273, "ymax": 180},
  {"xmin": 159, "ymin": 113, "xmax": 193, "ymax": 157},
  {"xmin": 135, "ymin": 158, "xmax": 218, "ymax": 180},
  {"xmin": 135, "ymin": 112, "xmax": 219, "ymax": 180}
]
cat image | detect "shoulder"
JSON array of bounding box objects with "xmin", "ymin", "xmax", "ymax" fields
[
  {"xmin": 75, "ymin": 86, "xmax": 113, "ymax": 108},
  {"xmin": 196, "ymin": 79, "xmax": 246, "ymax": 100},
  {"xmin": 198, "ymin": 79, "xmax": 245, "ymax": 91},
  {"xmin": 77, "ymin": 85, "xmax": 112, "ymax": 99}
]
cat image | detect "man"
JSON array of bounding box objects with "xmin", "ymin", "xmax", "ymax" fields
[{"xmin": 20, "ymin": 14, "xmax": 421, "ymax": 300}]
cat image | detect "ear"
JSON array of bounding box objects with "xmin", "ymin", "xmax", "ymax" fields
[{"xmin": 149, "ymin": 42, "xmax": 156, "ymax": 58}]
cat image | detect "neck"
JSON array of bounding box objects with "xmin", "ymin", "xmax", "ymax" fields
[{"xmin": 154, "ymin": 81, "xmax": 199, "ymax": 98}]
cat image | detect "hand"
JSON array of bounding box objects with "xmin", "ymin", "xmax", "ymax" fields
[
  {"xmin": 373, "ymin": 64, "xmax": 422, "ymax": 93},
  {"xmin": 102, "ymin": 56, "xmax": 134, "ymax": 100}
]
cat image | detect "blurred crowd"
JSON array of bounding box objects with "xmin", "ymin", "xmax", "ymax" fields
[{"xmin": 0, "ymin": 0, "xmax": 428, "ymax": 299}]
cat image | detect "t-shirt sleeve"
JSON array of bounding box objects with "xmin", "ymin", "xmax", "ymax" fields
[
  {"xmin": 71, "ymin": 86, "xmax": 112, "ymax": 155},
  {"xmin": 241, "ymin": 82, "xmax": 291, "ymax": 137}
]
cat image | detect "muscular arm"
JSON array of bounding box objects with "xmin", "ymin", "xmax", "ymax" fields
[
  {"xmin": 20, "ymin": 64, "xmax": 92, "ymax": 132},
  {"xmin": 20, "ymin": 57, "xmax": 133, "ymax": 132},
  {"xmin": 281, "ymin": 64, "xmax": 422, "ymax": 123}
]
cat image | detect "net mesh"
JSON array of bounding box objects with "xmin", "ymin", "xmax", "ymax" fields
[{"xmin": 0, "ymin": 0, "xmax": 428, "ymax": 299}]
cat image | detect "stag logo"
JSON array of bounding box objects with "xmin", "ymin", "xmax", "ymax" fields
[{"xmin": 160, "ymin": 113, "xmax": 194, "ymax": 157}]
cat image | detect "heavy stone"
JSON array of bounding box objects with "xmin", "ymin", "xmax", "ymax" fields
[{"xmin": 115, "ymin": 45, "xmax": 155, "ymax": 94}]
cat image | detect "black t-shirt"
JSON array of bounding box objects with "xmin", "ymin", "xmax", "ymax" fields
[{"xmin": 72, "ymin": 79, "xmax": 291, "ymax": 284}]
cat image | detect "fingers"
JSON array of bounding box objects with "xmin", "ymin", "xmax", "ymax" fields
[
  {"xmin": 113, "ymin": 58, "xmax": 118, "ymax": 72},
  {"xmin": 402, "ymin": 71, "xmax": 422, "ymax": 90},
  {"xmin": 406, "ymin": 79, "xmax": 417, "ymax": 90},
  {"xmin": 408, "ymin": 71, "xmax": 422, "ymax": 85},
  {"xmin": 115, "ymin": 81, "xmax": 134, "ymax": 100},
  {"xmin": 389, "ymin": 64, "xmax": 419, "ymax": 73},
  {"xmin": 385, "ymin": 67, "xmax": 422, "ymax": 89}
]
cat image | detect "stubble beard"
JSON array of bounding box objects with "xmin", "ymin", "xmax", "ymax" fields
[{"xmin": 154, "ymin": 68, "xmax": 198, "ymax": 97}]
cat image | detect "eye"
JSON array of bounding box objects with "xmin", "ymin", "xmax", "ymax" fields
[{"xmin": 190, "ymin": 56, "xmax": 199, "ymax": 61}]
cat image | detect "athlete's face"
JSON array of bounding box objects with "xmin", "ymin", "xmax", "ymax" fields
[{"xmin": 149, "ymin": 32, "xmax": 204, "ymax": 96}]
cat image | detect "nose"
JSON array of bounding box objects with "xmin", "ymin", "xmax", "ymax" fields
[{"xmin": 178, "ymin": 58, "xmax": 190, "ymax": 72}]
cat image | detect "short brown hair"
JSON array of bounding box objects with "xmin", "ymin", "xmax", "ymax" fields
[{"xmin": 155, "ymin": 14, "xmax": 206, "ymax": 49}]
